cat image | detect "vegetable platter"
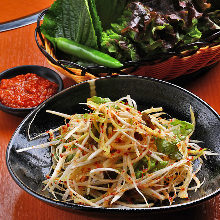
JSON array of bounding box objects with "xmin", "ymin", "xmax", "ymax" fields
[{"xmin": 35, "ymin": 0, "xmax": 220, "ymax": 83}]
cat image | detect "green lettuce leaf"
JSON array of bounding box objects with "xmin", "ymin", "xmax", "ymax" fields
[
  {"xmin": 171, "ymin": 119, "xmax": 194, "ymax": 141},
  {"xmin": 100, "ymin": 0, "xmax": 220, "ymax": 62},
  {"xmin": 88, "ymin": 0, "xmax": 102, "ymax": 47},
  {"xmin": 101, "ymin": 29, "xmax": 139, "ymax": 62},
  {"xmin": 155, "ymin": 119, "xmax": 194, "ymax": 161},
  {"xmin": 41, "ymin": 0, "xmax": 99, "ymax": 49},
  {"xmin": 95, "ymin": 0, "xmax": 128, "ymax": 30},
  {"xmin": 135, "ymin": 157, "xmax": 169, "ymax": 178},
  {"xmin": 180, "ymin": 18, "xmax": 202, "ymax": 44},
  {"xmin": 149, "ymin": 160, "xmax": 169, "ymax": 173},
  {"xmin": 89, "ymin": 96, "xmax": 111, "ymax": 104},
  {"xmin": 156, "ymin": 138, "xmax": 183, "ymax": 161}
]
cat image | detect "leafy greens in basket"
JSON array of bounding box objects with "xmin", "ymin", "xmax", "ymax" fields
[{"xmin": 41, "ymin": 0, "xmax": 220, "ymax": 67}]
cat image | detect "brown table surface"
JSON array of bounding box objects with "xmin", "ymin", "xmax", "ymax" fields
[
  {"xmin": 0, "ymin": 19, "xmax": 220, "ymax": 220},
  {"xmin": 0, "ymin": 0, "xmax": 53, "ymax": 24}
]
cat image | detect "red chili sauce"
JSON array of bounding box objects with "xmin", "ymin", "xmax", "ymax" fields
[{"xmin": 0, "ymin": 73, "xmax": 58, "ymax": 108}]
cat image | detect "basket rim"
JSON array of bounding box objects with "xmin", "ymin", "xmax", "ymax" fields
[{"xmin": 35, "ymin": 9, "xmax": 220, "ymax": 77}]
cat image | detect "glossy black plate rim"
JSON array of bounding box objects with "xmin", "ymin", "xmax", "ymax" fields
[{"xmin": 6, "ymin": 75, "xmax": 220, "ymax": 214}]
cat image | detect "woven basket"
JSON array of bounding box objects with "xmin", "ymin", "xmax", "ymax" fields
[
  {"xmin": 44, "ymin": 40, "xmax": 220, "ymax": 83},
  {"xmin": 131, "ymin": 44, "xmax": 220, "ymax": 80},
  {"xmin": 36, "ymin": 10, "xmax": 220, "ymax": 83}
]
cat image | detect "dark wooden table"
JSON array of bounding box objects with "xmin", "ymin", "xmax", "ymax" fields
[{"xmin": 0, "ymin": 5, "xmax": 219, "ymax": 220}]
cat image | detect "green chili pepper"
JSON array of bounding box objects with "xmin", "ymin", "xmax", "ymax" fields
[{"xmin": 54, "ymin": 37, "xmax": 123, "ymax": 68}]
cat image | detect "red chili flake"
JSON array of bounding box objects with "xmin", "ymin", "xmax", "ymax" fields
[
  {"xmin": 82, "ymin": 151, "xmax": 87, "ymax": 156},
  {"xmin": 116, "ymin": 137, "xmax": 122, "ymax": 143},
  {"xmin": 147, "ymin": 150, "xmax": 152, "ymax": 155},
  {"xmin": 116, "ymin": 150, "xmax": 121, "ymax": 154},
  {"xmin": 60, "ymin": 154, "xmax": 63, "ymax": 158},
  {"xmin": 66, "ymin": 123, "xmax": 70, "ymax": 127},
  {"xmin": 46, "ymin": 175, "xmax": 50, "ymax": 179},
  {"xmin": 64, "ymin": 145, "xmax": 68, "ymax": 149},
  {"xmin": 95, "ymin": 162, "xmax": 101, "ymax": 168}
]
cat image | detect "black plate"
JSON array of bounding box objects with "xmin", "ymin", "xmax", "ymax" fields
[
  {"xmin": 6, "ymin": 76, "xmax": 220, "ymax": 215},
  {"xmin": 0, "ymin": 65, "xmax": 63, "ymax": 117}
]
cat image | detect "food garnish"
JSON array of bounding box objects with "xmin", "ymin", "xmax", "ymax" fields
[{"xmin": 17, "ymin": 96, "xmax": 216, "ymax": 208}]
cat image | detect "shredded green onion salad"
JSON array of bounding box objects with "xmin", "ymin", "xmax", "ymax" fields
[{"xmin": 17, "ymin": 95, "xmax": 217, "ymax": 208}]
